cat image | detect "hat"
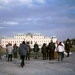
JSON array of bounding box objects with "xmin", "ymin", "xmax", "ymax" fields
[{"xmin": 22, "ymin": 41, "xmax": 25, "ymax": 44}]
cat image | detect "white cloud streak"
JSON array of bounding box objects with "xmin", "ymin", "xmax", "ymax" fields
[
  {"xmin": 36, "ymin": 0, "xmax": 45, "ymax": 4},
  {"xmin": 20, "ymin": 0, "xmax": 32, "ymax": 4},
  {"xmin": 0, "ymin": 0, "xmax": 45, "ymax": 6},
  {"xmin": 0, "ymin": 0, "xmax": 9, "ymax": 4},
  {"xmin": 0, "ymin": 27, "xmax": 4, "ymax": 29},
  {"xmin": 4, "ymin": 21, "xmax": 19, "ymax": 25}
]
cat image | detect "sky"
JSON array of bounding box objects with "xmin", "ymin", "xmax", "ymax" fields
[{"xmin": 0, "ymin": 0, "xmax": 75, "ymax": 41}]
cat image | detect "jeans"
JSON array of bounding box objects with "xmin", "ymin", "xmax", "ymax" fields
[
  {"xmin": 34, "ymin": 52, "xmax": 38, "ymax": 59},
  {"xmin": 8, "ymin": 54, "xmax": 12, "ymax": 61},
  {"xmin": 58, "ymin": 52, "xmax": 63, "ymax": 61}
]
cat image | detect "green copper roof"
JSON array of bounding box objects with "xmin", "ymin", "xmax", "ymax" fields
[
  {"xmin": 15, "ymin": 33, "xmax": 25, "ymax": 36},
  {"xmin": 33, "ymin": 33, "xmax": 43, "ymax": 36}
]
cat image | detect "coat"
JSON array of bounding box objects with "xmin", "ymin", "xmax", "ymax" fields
[
  {"xmin": 13, "ymin": 44, "xmax": 18, "ymax": 53},
  {"xmin": 26, "ymin": 44, "xmax": 31, "ymax": 54},
  {"xmin": 65, "ymin": 43, "xmax": 70, "ymax": 52},
  {"xmin": 33, "ymin": 44, "xmax": 39, "ymax": 52},
  {"xmin": 48, "ymin": 42, "xmax": 55, "ymax": 51},
  {"xmin": 41, "ymin": 45, "xmax": 47, "ymax": 54},
  {"xmin": 7, "ymin": 46, "xmax": 13, "ymax": 54},
  {"xmin": 57, "ymin": 45, "xmax": 64, "ymax": 52},
  {"xmin": 18, "ymin": 43, "xmax": 27, "ymax": 56}
]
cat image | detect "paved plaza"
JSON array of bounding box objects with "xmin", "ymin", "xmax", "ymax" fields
[{"xmin": 0, "ymin": 52, "xmax": 75, "ymax": 75}]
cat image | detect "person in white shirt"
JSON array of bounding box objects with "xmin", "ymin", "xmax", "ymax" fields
[
  {"xmin": 7, "ymin": 43, "xmax": 13, "ymax": 62},
  {"xmin": 57, "ymin": 42, "xmax": 64, "ymax": 61}
]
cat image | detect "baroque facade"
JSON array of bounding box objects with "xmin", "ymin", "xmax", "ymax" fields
[{"xmin": 1, "ymin": 33, "xmax": 57, "ymax": 48}]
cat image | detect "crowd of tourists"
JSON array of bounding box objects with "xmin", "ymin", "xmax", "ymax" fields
[{"xmin": 0, "ymin": 39, "xmax": 71, "ymax": 67}]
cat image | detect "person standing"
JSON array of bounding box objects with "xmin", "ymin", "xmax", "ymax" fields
[
  {"xmin": 47, "ymin": 40, "xmax": 55, "ymax": 60},
  {"xmin": 41, "ymin": 43, "xmax": 47, "ymax": 60},
  {"xmin": 33, "ymin": 42, "xmax": 39, "ymax": 59},
  {"xmin": 65, "ymin": 41, "xmax": 70, "ymax": 57},
  {"xmin": 18, "ymin": 41, "xmax": 27, "ymax": 67},
  {"xmin": 6, "ymin": 44, "xmax": 8, "ymax": 58},
  {"xmin": 0, "ymin": 44, "xmax": 2, "ymax": 59},
  {"xmin": 46, "ymin": 45, "xmax": 49, "ymax": 60},
  {"xmin": 61, "ymin": 42, "xmax": 65, "ymax": 58},
  {"xmin": 26, "ymin": 42, "xmax": 31, "ymax": 60},
  {"xmin": 54, "ymin": 41, "xmax": 59, "ymax": 59},
  {"xmin": 7, "ymin": 43, "xmax": 13, "ymax": 62},
  {"xmin": 13, "ymin": 43, "xmax": 18, "ymax": 58},
  {"xmin": 57, "ymin": 42, "xmax": 64, "ymax": 61}
]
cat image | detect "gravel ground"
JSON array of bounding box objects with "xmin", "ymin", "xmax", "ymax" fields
[{"xmin": 0, "ymin": 52, "xmax": 75, "ymax": 75}]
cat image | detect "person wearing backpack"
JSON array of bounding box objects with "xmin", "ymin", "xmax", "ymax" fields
[
  {"xmin": 26, "ymin": 42, "xmax": 31, "ymax": 60},
  {"xmin": 33, "ymin": 42, "xmax": 39, "ymax": 59}
]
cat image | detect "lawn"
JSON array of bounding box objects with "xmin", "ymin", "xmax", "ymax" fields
[
  {"xmin": 70, "ymin": 45, "xmax": 75, "ymax": 52},
  {"xmin": 1, "ymin": 45, "xmax": 75, "ymax": 57},
  {"xmin": 1, "ymin": 48, "xmax": 43, "ymax": 57}
]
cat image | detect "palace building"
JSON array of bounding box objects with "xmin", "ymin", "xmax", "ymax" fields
[{"xmin": 1, "ymin": 33, "xmax": 57, "ymax": 48}]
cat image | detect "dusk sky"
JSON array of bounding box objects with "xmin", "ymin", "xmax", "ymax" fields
[{"xmin": 0, "ymin": 0, "xmax": 75, "ymax": 41}]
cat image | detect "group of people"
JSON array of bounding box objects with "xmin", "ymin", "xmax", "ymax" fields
[
  {"xmin": 41, "ymin": 40, "xmax": 55, "ymax": 60},
  {"xmin": 41, "ymin": 40, "xmax": 71, "ymax": 61},
  {"xmin": 5, "ymin": 41, "xmax": 31, "ymax": 67},
  {"xmin": 0, "ymin": 39, "xmax": 71, "ymax": 67},
  {"xmin": 6, "ymin": 43, "xmax": 18, "ymax": 61}
]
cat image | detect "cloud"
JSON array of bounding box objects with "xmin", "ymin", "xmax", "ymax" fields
[
  {"xmin": 0, "ymin": 0, "xmax": 32, "ymax": 8},
  {"xmin": 0, "ymin": 0, "xmax": 9, "ymax": 4},
  {"xmin": 0, "ymin": 0, "xmax": 75, "ymax": 27},
  {"xmin": 19, "ymin": 0, "xmax": 33, "ymax": 6},
  {"xmin": 0, "ymin": 0, "xmax": 75, "ymax": 7},
  {"xmin": 0, "ymin": 27, "xmax": 4, "ymax": 29},
  {"xmin": 33, "ymin": 16, "xmax": 75, "ymax": 27},
  {"xmin": 0, "ymin": 0, "xmax": 75, "ymax": 41},
  {"xmin": 36, "ymin": 0, "xmax": 45, "ymax": 4},
  {"xmin": 0, "ymin": 0, "xmax": 45, "ymax": 7},
  {"xmin": 4, "ymin": 21, "xmax": 19, "ymax": 25}
]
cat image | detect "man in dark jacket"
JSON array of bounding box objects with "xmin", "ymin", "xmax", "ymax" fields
[
  {"xmin": 33, "ymin": 42, "xmax": 39, "ymax": 59},
  {"xmin": 26, "ymin": 42, "xmax": 31, "ymax": 60},
  {"xmin": 13, "ymin": 43, "xmax": 18, "ymax": 58},
  {"xmin": 47, "ymin": 40, "xmax": 55, "ymax": 60},
  {"xmin": 18, "ymin": 41, "xmax": 27, "ymax": 67},
  {"xmin": 65, "ymin": 41, "xmax": 70, "ymax": 57},
  {"xmin": 41, "ymin": 43, "xmax": 47, "ymax": 60}
]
